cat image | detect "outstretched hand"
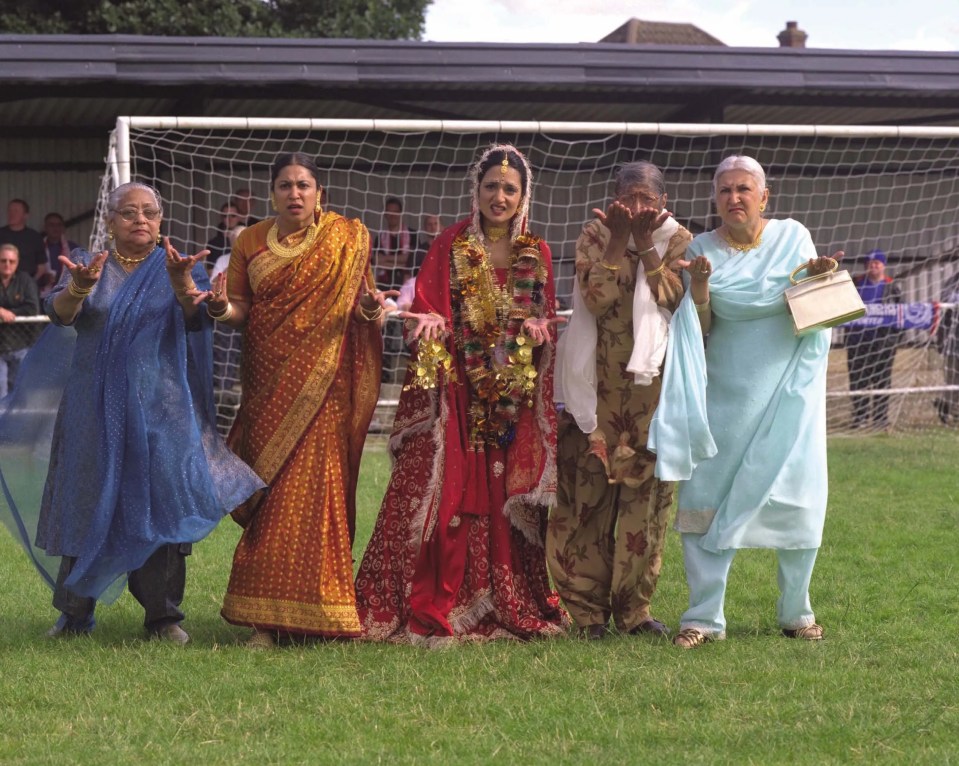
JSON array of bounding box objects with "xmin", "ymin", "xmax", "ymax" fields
[
  {"xmin": 59, "ymin": 250, "xmax": 109, "ymax": 291},
  {"xmin": 685, "ymin": 255, "xmax": 713, "ymax": 284},
  {"xmin": 164, "ymin": 237, "xmax": 209, "ymax": 293},
  {"xmin": 522, "ymin": 316, "xmax": 567, "ymax": 346},
  {"xmin": 591, "ymin": 201, "xmax": 633, "ymax": 240},
  {"xmin": 396, "ymin": 311, "xmax": 447, "ymax": 341}
]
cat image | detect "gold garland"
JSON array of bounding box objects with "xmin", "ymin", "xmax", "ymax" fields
[
  {"xmin": 405, "ymin": 337, "xmax": 456, "ymax": 391},
  {"xmin": 266, "ymin": 219, "xmax": 319, "ymax": 259}
]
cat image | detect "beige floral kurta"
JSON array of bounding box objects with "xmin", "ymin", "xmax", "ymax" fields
[{"xmin": 547, "ymin": 218, "xmax": 690, "ymax": 632}]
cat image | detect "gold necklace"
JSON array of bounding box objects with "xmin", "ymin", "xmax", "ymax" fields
[
  {"xmin": 485, "ymin": 226, "xmax": 508, "ymax": 243},
  {"xmin": 720, "ymin": 222, "xmax": 765, "ymax": 253},
  {"xmin": 112, "ymin": 248, "xmax": 149, "ymax": 266},
  {"xmin": 266, "ymin": 219, "xmax": 319, "ymax": 259}
]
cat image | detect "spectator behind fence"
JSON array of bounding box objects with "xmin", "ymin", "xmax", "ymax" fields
[
  {"xmin": 374, "ymin": 197, "xmax": 416, "ymax": 383},
  {"xmin": 355, "ymin": 143, "xmax": 569, "ymax": 644},
  {"xmin": 412, "ymin": 213, "xmax": 442, "ymax": 273},
  {"xmin": 373, "ymin": 196, "xmax": 414, "ymax": 290},
  {"xmin": 38, "ymin": 213, "xmax": 79, "ymax": 295},
  {"xmin": 935, "ymin": 271, "xmax": 959, "ymax": 425},
  {"xmin": 549, "ymin": 161, "xmax": 691, "ymax": 640},
  {"xmin": 649, "ymin": 154, "xmax": 839, "ymax": 649},
  {"xmin": 0, "ymin": 243, "xmax": 40, "ymax": 398},
  {"xmin": 0, "ymin": 198, "xmax": 45, "ymax": 278},
  {"xmin": 231, "ymin": 187, "xmax": 260, "ymax": 227},
  {"xmin": 197, "ymin": 152, "xmax": 389, "ymax": 648},
  {"xmin": 846, "ymin": 249, "xmax": 903, "ymax": 430},
  {"xmin": 204, "ymin": 203, "xmax": 243, "ymax": 268},
  {"xmin": 0, "ymin": 182, "xmax": 263, "ymax": 643}
]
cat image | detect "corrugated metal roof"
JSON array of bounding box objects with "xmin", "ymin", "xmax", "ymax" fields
[{"xmin": 1, "ymin": 34, "xmax": 959, "ymax": 149}]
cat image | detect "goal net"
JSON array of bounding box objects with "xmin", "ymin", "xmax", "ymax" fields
[{"xmin": 99, "ymin": 118, "xmax": 959, "ymax": 437}]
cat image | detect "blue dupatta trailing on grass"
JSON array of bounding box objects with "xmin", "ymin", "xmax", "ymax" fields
[{"xmin": 0, "ymin": 247, "xmax": 263, "ymax": 601}]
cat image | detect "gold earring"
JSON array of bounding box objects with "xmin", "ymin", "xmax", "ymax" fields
[
  {"xmin": 271, "ymin": 194, "xmax": 278, "ymax": 212},
  {"xmin": 156, "ymin": 233, "xmax": 162, "ymax": 244},
  {"xmin": 314, "ymin": 200, "xmax": 322, "ymax": 216},
  {"xmin": 759, "ymin": 204, "xmax": 766, "ymax": 212},
  {"xmin": 108, "ymin": 229, "xmax": 114, "ymax": 241}
]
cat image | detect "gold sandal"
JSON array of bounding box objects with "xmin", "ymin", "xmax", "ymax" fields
[
  {"xmin": 672, "ymin": 627, "xmax": 712, "ymax": 649},
  {"xmin": 782, "ymin": 623, "xmax": 824, "ymax": 640}
]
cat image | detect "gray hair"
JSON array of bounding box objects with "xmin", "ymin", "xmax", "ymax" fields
[
  {"xmin": 107, "ymin": 182, "xmax": 163, "ymax": 214},
  {"xmin": 614, "ymin": 161, "xmax": 666, "ymax": 198},
  {"xmin": 0, "ymin": 243, "xmax": 18, "ymax": 258},
  {"xmin": 713, "ymin": 155, "xmax": 767, "ymax": 195}
]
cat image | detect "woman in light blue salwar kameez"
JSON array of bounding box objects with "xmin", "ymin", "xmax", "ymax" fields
[{"xmin": 649, "ymin": 155, "xmax": 838, "ymax": 648}]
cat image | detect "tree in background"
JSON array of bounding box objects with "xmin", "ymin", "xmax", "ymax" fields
[{"xmin": 0, "ymin": 0, "xmax": 431, "ymax": 40}]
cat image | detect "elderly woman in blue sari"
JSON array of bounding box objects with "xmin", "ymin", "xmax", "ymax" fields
[
  {"xmin": 649, "ymin": 155, "xmax": 840, "ymax": 648},
  {"xmin": 0, "ymin": 182, "xmax": 263, "ymax": 643}
]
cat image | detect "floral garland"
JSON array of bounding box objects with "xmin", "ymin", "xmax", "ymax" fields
[{"xmin": 451, "ymin": 231, "xmax": 546, "ymax": 448}]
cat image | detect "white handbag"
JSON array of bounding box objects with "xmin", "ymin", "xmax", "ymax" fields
[{"xmin": 783, "ymin": 261, "xmax": 866, "ymax": 336}]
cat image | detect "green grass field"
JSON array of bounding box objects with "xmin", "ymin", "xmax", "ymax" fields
[{"xmin": 1, "ymin": 432, "xmax": 957, "ymax": 765}]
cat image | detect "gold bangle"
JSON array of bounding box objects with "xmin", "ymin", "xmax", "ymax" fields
[
  {"xmin": 68, "ymin": 280, "xmax": 95, "ymax": 298},
  {"xmin": 645, "ymin": 262, "xmax": 666, "ymax": 278},
  {"xmin": 208, "ymin": 301, "xmax": 234, "ymax": 322},
  {"xmin": 695, "ymin": 298, "xmax": 711, "ymax": 313},
  {"xmin": 598, "ymin": 260, "xmax": 620, "ymax": 272},
  {"xmin": 174, "ymin": 282, "xmax": 196, "ymax": 299},
  {"xmin": 359, "ymin": 302, "xmax": 384, "ymax": 322}
]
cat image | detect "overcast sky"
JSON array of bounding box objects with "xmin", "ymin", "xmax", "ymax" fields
[{"xmin": 423, "ymin": 0, "xmax": 958, "ymax": 51}]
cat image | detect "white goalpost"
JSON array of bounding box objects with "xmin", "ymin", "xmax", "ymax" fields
[{"xmin": 100, "ymin": 117, "xmax": 959, "ymax": 437}]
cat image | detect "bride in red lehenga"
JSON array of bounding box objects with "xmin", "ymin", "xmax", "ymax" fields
[{"xmin": 354, "ymin": 144, "xmax": 569, "ymax": 644}]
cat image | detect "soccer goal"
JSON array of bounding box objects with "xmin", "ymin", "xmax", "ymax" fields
[{"xmin": 100, "ymin": 117, "xmax": 959, "ymax": 436}]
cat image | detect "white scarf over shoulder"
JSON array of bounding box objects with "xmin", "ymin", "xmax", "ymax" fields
[{"xmin": 555, "ymin": 216, "xmax": 678, "ymax": 434}]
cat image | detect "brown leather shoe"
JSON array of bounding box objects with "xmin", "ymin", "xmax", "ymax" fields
[{"xmin": 629, "ymin": 618, "xmax": 670, "ymax": 637}]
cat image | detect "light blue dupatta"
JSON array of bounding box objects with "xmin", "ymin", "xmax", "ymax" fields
[{"xmin": 649, "ymin": 219, "xmax": 830, "ymax": 551}]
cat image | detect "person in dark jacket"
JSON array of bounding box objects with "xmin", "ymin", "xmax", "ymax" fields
[{"xmin": 846, "ymin": 249, "xmax": 903, "ymax": 429}]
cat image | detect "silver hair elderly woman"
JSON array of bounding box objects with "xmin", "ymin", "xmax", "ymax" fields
[
  {"xmin": 0, "ymin": 181, "xmax": 262, "ymax": 644},
  {"xmin": 649, "ymin": 154, "xmax": 841, "ymax": 649}
]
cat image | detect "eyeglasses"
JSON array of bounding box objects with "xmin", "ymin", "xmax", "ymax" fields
[
  {"xmin": 115, "ymin": 207, "xmax": 162, "ymax": 222},
  {"xmin": 0, "ymin": 258, "xmax": 16, "ymax": 264}
]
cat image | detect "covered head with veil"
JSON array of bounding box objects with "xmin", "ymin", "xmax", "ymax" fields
[{"xmin": 355, "ymin": 142, "xmax": 569, "ymax": 644}]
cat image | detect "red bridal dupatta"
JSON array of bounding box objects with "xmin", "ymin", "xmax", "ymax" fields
[
  {"xmin": 221, "ymin": 212, "xmax": 381, "ymax": 636},
  {"xmin": 355, "ymin": 219, "xmax": 568, "ymax": 644}
]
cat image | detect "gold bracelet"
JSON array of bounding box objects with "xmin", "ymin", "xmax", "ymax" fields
[
  {"xmin": 174, "ymin": 282, "xmax": 196, "ymax": 299},
  {"xmin": 358, "ymin": 302, "xmax": 384, "ymax": 322},
  {"xmin": 598, "ymin": 260, "xmax": 620, "ymax": 272},
  {"xmin": 67, "ymin": 280, "xmax": 95, "ymax": 298},
  {"xmin": 207, "ymin": 301, "xmax": 234, "ymax": 322},
  {"xmin": 645, "ymin": 262, "xmax": 666, "ymax": 278},
  {"xmin": 695, "ymin": 298, "xmax": 711, "ymax": 313}
]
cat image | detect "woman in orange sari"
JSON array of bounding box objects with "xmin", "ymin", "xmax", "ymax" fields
[
  {"xmin": 355, "ymin": 144, "xmax": 568, "ymax": 645},
  {"xmin": 197, "ymin": 152, "xmax": 386, "ymax": 647}
]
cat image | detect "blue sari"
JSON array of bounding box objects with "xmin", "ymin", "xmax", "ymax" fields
[
  {"xmin": 649, "ymin": 219, "xmax": 830, "ymax": 552},
  {"xmin": 0, "ymin": 247, "xmax": 263, "ymax": 601}
]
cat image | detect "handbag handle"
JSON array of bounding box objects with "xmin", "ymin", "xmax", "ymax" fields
[{"xmin": 789, "ymin": 257, "xmax": 839, "ymax": 286}]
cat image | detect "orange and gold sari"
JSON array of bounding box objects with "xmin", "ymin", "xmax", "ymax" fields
[{"xmin": 221, "ymin": 212, "xmax": 381, "ymax": 636}]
